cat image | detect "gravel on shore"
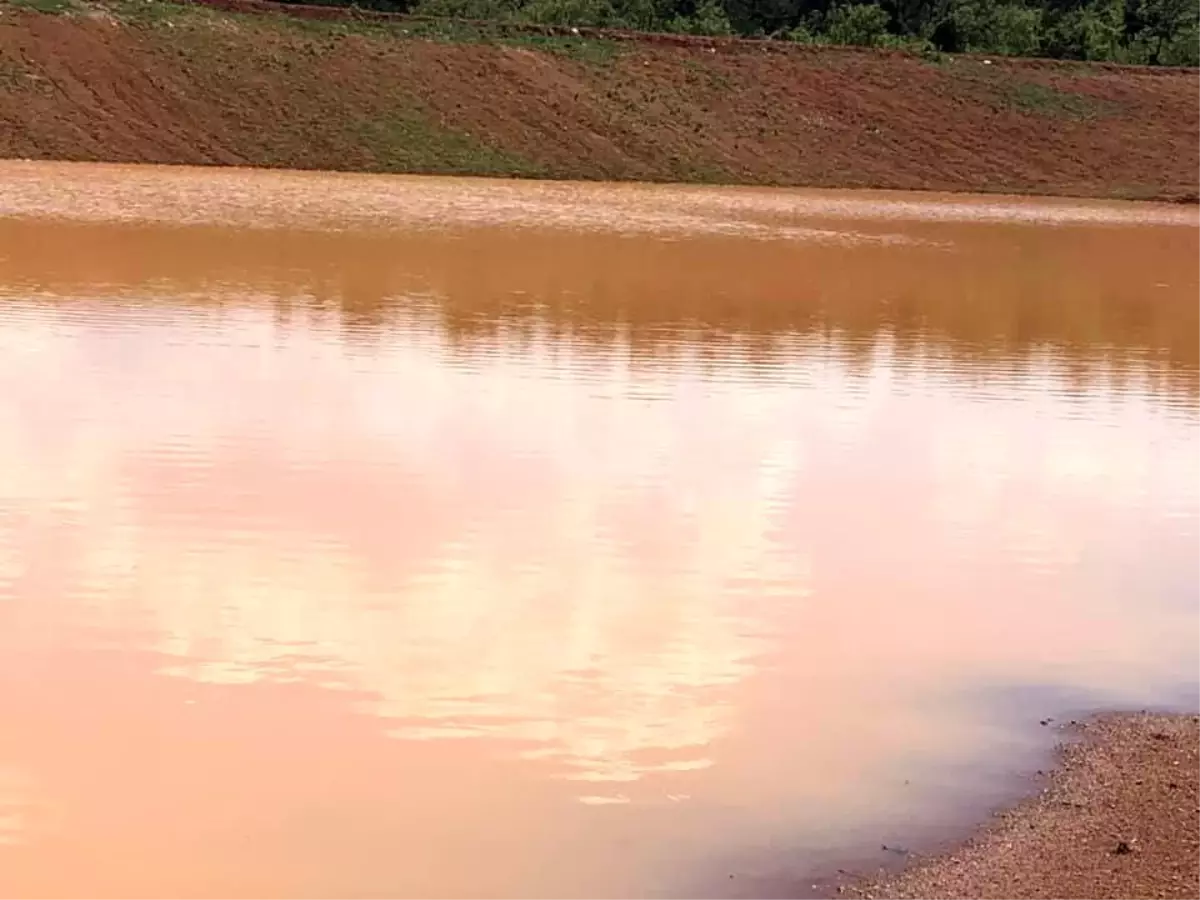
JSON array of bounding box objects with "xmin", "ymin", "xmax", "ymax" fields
[{"xmin": 851, "ymin": 712, "xmax": 1200, "ymax": 900}]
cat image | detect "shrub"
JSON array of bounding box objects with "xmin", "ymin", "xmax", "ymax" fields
[
  {"xmin": 824, "ymin": 1, "xmax": 893, "ymax": 45},
  {"xmin": 668, "ymin": 0, "xmax": 735, "ymax": 33}
]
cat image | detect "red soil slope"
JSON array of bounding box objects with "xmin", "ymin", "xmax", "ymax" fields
[{"xmin": 0, "ymin": 0, "xmax": 1196, "ymax": 197}]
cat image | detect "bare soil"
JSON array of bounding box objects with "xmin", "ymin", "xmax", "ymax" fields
[
  {"xmin": 852, "ymin": 712, "xmax": 1200, "ymax": 900},
  {"xmin": 0, "ymin": 0, "xmax": 1197, "ymax": 198}
]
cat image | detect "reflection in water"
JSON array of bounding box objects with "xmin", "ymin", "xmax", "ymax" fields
[
  {"xmin": 0, "ymin": 164, "xmax": 1196, "ymax": 898},
  {"xmin": 0, "ymin": 768, "xmax": 35, "ymax": 848}
]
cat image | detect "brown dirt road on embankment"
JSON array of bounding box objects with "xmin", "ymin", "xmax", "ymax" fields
[{"xmin": 0, "ymin": 0, "xmax": 1197, "ymax": 198}]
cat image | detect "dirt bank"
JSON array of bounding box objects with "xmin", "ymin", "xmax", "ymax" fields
[
  {"xmin": 849, "ymin": 712, "xmax": 1200, "ymax": 900},
  {"xmin": 0, "ymin": 0, "xmax": 1197, "ymax": 198}
]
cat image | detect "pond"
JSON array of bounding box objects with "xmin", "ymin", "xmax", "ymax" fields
[{"xmin": 0, "ymin": 161, "xmax": 1195, "ymax": 898}]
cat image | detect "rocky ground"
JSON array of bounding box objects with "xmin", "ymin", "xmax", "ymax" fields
[{"xmin": 850, "ymin": 712, "xmax": 1200, "ymax": 900}]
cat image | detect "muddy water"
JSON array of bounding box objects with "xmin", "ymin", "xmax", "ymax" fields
[{"xmin": 0, "ymin": 161, "xmax": 1196, "ymax": 899}]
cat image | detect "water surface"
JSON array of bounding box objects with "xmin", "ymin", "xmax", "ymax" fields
[{"xmin": 0, "ymin": 162, "xmax": 1197, "ymax": 898}]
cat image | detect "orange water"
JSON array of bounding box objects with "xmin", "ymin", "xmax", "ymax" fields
[{"xmin": 0, "ymin": 162, "xmax": 1196, "ymax": 898}]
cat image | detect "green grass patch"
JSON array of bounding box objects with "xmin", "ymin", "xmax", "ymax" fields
[
  {"xmin": 5, "ymin": 0, "xmax": 79, "ymax": 13},
  {"xmin": 943, "ymin": 64, "xmax": 1122, "ymax": 120},
  {"xmin": 268, "ymin": 12, "xmax": 419, "ymax": 37},
  {"xmin": 1000, "ymin": 80, "xmax": 1114, "ymax": 119},
  {"xmin": 102, "ymin": 0, "xmax": 216, "ymax": 26},
  {"xmin": 500, "ymin": 32, "xmax": 621, "ymax": 63},
  {"xmin": 355, "ymin": 109, "xmax": 545, "ymax": 176},
  {"xmin": 916, "ymin": 46, "xmax": 952, "ymax": 65},
  {"xmin": 125, "ymin": 3, "xmax": 625, "ymax": 62}
]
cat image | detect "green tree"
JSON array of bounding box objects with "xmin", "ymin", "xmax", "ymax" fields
[
  {"xmin": 1157, "ymin": 16, "xmax": 1199, "ymax": 63},
  {"xmin": 410, "ymin": 0, "xmax": 517, "ymax": 18},
  {"xmin": 1128, "ymin": 0, "xmax": 1200, "ymax": 62},
  {"xmin": 720, "ymin": 0, "xmax": 823, "ymax": 35},
  {"xmin": 947, "ymin": 0, "xmax": 1043, "ymax": 53},
  {"xmin": 883, "ymin": 0, "xmax": 948, "ymax": 39},
  {"xmin": 1045, "ymin": 0, "xmax": 1125, "ymax": 58},
  {"xmin": 668, "ymin": 0, "xmax": 735, "ymax": 33},
  {"xmin": 518, "ymin": 0, "xmax": 621, "ymax": 25},
  {"xmin": 824, "ymin": 1, "xmax": 893, "ymax": 44}
]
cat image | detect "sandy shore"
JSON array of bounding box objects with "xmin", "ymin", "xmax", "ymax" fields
[{"xmin": 847, "ymin": 712, "xmax": 1200, "ymax": 900}]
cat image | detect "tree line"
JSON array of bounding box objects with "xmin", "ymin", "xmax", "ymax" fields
[{"xmin": 296, "ymin": 0, "xmax": 1198, "ymax": 63}]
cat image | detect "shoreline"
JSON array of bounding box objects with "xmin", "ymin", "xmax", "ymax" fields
[
  {"xmin": 836, "ymin": 712, "xmax": 1200, "ymax": 900},
  {"xmin": 3, "ymin": 156, "xmax": 1199, "ymax": 206}
]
